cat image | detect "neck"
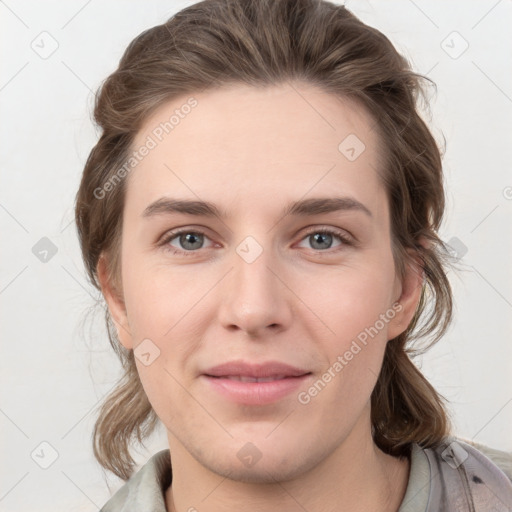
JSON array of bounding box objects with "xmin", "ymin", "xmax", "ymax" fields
[{"xmin": 164, "ymin": 411, "xmax": 410, "ymax": 512}]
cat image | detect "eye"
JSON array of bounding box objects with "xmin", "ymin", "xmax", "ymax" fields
[
  {"xmin": 159, "ymin": 229, "xmax": 214, "ymax": 256},
  {"xmin": 158, "ymin": 226, "xmax": 354, "ymax": 257},
  {"xmin": 296, "ymin": 227, "xmax": 354, "ymax": 252}
]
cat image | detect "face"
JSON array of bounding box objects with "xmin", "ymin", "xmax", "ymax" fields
[{"xmin": 99, "ymin": 82, "xmax": 422, "ymax": 483}]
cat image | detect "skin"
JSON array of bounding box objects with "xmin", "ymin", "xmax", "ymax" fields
[{"xmin": 98, "ymin": 82, "xmax": 423, "ymax": 512}]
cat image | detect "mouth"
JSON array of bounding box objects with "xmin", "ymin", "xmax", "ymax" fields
[
  {"xmin": 201, "ymin": 373, "xmax": 312, "ymax": 405},
  {"xmin": 205, "ymin": 374, "xmax": 307, "ymax": 382}
]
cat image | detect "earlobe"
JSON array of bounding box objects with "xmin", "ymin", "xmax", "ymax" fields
[
  {"xmin": 96, "ymin": 254, "xmax": 134, "ymax": 350},
  {"xmin": 387, "ymin": 248, "xmax": 425, "ymax": 340}
]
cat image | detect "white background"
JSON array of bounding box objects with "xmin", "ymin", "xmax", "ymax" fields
[{"xmin": 1, "ymin": 0, "xmax": 511, "ymax": 510}]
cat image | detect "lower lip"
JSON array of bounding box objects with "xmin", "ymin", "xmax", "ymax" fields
[{"xmin": 202, "ymin": 374, "xmax": 311, "ymax": 405}]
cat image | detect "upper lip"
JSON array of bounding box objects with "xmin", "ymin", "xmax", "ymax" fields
[{"xmin": 203, "ymin": 360, "xmax": 311, "ymax": 378}]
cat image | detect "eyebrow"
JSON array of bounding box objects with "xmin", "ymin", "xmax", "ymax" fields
[{"xmin": 142, "ymin": 196, "xmax": 372, "ymax": 220}]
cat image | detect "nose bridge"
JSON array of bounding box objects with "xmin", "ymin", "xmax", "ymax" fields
[{"xmin": 218, "ymin": 232, "xmax": 291, "ymax": 334}]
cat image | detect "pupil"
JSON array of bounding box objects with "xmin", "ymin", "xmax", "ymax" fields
[
  {"xmin": 312, "ymin": 232, "xmax": 331, "ymax": 249},
  {"xmin": 182, "ymin": 233, "xmax": 202, "ymax": 249}
]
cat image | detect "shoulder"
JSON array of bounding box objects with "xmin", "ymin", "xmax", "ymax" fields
[
  {"xmin": 100, "ymin": 449, "xmax": 172, "ymax": 512},
  {"xmin": 455, "ymin": 436, "xmax": 512, "ymax": 482},
  {"xmin": 423, "ymin": 436, "xmax": 512, "ymax": 510}
]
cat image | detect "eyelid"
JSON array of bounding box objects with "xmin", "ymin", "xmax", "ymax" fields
[
  {"xmin": 158, "ymin": 227, "xmax": 216, "ymax": 255},
  {"xmin": 298, "ymin": 226, "xmax": 355, "ymax": 248}
]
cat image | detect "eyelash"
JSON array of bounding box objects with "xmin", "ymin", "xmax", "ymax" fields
[{"xmin": 158, "ymin": 227, "xmax": 355, "ymax": 257}]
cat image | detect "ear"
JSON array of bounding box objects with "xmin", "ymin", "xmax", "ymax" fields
[
  {"xmin": 97, "ymin": 253, "xmax": 134, "ymax": 350},
  {"xmin": 386, "ymin": 245, "xmax": 425, "ymax": 340}
]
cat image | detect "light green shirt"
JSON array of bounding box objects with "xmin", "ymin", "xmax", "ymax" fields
[{"xmin": 100, "ymin": 436, "xmax": 512, "ymax": 511}]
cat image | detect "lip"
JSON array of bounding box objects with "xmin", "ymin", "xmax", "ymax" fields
[
  {"xmin": 202, "ymin": 374, "xmax": 312, "ymax": 405},
  {"xmin": 203, "ymin": 360, "xmax": 310, "ymax": 379},
  {"xmin": 201, "ymin": 360, "xmax": 312, "ymax": 405}
]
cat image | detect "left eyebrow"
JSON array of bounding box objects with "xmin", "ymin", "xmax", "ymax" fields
[
  {"xmin": 141, "ymin": 196, "xmax": 373, "ymax": 220},
  {"xmin": 283, "ymin": 196, "xmax": 372, "ymax": 218}
]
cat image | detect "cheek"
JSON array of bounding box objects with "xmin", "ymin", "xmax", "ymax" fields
[
  {"xmin": 292, "ymin": 263, "xmax": 397, "ymax": 406},
  {"xmin": 295, "ymin": 262, "xmax": 396, "ymax": 337},
  {"xmin": 134, "ymin": 357, "xmax": 189, "ymax": 428},
  {"xmin": 120, "ymin": 254, "xmax": 190, "ymax": 339},
  {"xmin": 295, "ymin": 271, "xmax": 395, "ymax": 419},
  {"xmin": 121, "ymin": 258, "xmax": 207, "ymax": 378}
]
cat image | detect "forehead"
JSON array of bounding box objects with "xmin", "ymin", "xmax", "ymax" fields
[{"xmin": 127, "ymin": 82, "xmax": 386, "ymax": 218}]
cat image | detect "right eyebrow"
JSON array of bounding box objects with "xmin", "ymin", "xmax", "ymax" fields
[{"xmin": 142, "ymin": 198, "xmax": 226, "ymax": 219}]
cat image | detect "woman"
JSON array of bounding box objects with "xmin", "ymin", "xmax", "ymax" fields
[{"xmin": 74, "ymin": 0, "xmax": 512, "ymax": 510}]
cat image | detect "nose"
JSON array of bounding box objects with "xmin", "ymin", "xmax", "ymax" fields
[{"xmin": 217, "ymin": 241, "xmax": 293, "ymax": 338}]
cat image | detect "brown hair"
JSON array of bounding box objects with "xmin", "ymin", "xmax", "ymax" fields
[{"xmin": 75, "ymin": 0, "xmax": 454, "ymax": 480}]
